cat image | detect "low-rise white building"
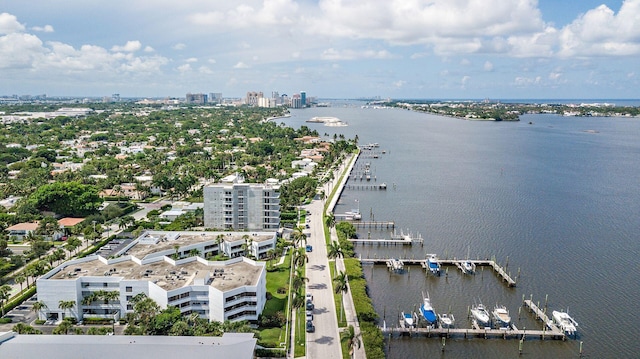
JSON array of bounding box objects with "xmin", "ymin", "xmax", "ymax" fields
[{"xmin": 36, "ymin": 254, "xmax": 266, "ymax": 324}]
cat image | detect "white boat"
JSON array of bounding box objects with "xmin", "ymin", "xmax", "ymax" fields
[
  {"xmin": 427, "ymin": 254, "xmax": 441, "ymax": 276},
  {"xmin": 471, "ymin": 302, "xmax": 491, "ymax": 328},
  {"xmin": 401, "ymin": 311, "xmax": 416, "ymax": 328},
  {"xmin": 438, "ymin": 313, "xmax": 455, "ymax": 328},
  {"xmin": 344, "ymin": 209, "xmax": 362, "ymax": 220},
  {"xmin": 419, "ymin": 293, "xmax": 438, "ymax": 325},
  {"xmin": 388, "ymin": 258, "xmax": 404, "ymax": 272},
  {"xmin": 462, "ymin": 246, "xmax": 475, "ymax": 274},
  {"xmin": 552, "ymin": 310, "xmax": 578, "ymax": 335},
  {"xmin": 492, "ymin": 305, "xmax": 511, "ymax": 328}
]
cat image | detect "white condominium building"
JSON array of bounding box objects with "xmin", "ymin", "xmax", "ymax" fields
[
  {"xmin": 36, "ymin": 255, "xmax": 266, "ymax": 324},
  {"xmin": 203, "ymin": 175, "xmax": 280, "ymax": 231}
]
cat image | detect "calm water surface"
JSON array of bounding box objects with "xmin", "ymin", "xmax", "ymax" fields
[{"xmin": 281, "ymin": 104, "xmax": 640, "ymax": 358}]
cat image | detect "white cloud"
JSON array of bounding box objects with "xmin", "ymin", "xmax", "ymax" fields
[
  {"xmin": 172, "ymin": 43, "xmax": 186, "ymax": 50},
  {"xmin": 177, "ymin": 64, "xmax": 191, "ymax": 73},
  {"xmin": 0, "ymin": 33, "xmax": 45, "ymax": 69},
  {"xmin": 198, "ymin": 66, "xmax": 213, "ymax": 74},
  {"xmin": 189, "ymin": 0, "xmax": 300, "ymax": 28},
  {"xmin": 111, "ymin": 40, "xmax": 142, "ymax": 52},
  {"xmin": 460, "ymin": 59, "xmax": 471, "ymax": 66},
  {"xmin": 186, "ymin": 57, "xmax": 198, "ymax": 63},
  {"xmin": 461, "ymin": 75, "xmax": 471, "ymax": 88},
  {"xmin": 233, "ymin": 62, "xmax": 250, "ymax": 69},
  {"xmin": 144, "ymin": 46, "xmax": 155, "ymax": 52},
  {"xmin": 514, "ymin": 76, "xmax": 542, "ymax": 86},
  {"xmin": 556, "ymin": 1, "xmax": 640, "ymax": 57},
  {"xmin": 483, "ymin": 61, "xmax": 494, "ymax": 71},
  {"xmin": 393, "ymin": 80, "xmax": 406, "ymax": 88},
  {"xmin": 0, "ymin": 12, "xmax": 25, "ymax": 34},
  {"xmin": 321, "ymin": 48, "xmax": 395, "ymax": 60},
  {"xmin": 208, "ymin": 58, "xmax": 217, "ymax": 64},
  {"xmin": 31, "ymin": 25, "xmax": 54, "ymax": 33}
]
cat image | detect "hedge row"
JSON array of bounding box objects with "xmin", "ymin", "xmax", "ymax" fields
[{"xmin": 343, "ymin": 258, "xmax": 385, "ymax": 357}]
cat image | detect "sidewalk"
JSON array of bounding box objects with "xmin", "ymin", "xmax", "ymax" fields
[{"xmin": 325, "ymin": 152, "xmax": 366, "ymax": 359}]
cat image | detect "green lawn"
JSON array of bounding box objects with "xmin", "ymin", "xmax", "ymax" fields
[{"xmin": 258, "ymin": 250, "xmax": 292, "ymax": 348}]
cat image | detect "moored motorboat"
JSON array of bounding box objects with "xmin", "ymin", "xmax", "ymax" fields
[
  {"xmin": 388, "ymin": 258, "xmax": 404, "ymax": 272},
  {"xmin": 438, "ymin": 313, "xmax": 455, "ymax": 328},
  {"xmin": 462, "ymin": 260, "xmax": 476, "ymax": 274},
  {"xmin": 552, "ymin": 310, "xmax": 578, "ymax": 335},
  {"xmin": 401, "ymin": 311, "xmax": 416, "ymax": 328},
  {"xmin": 471, "ymin": 302, "xmax": 491, "ymax": 328},
  {"xmin": 427, "ymin": 254, "xmax": 441, "ymax": 276},
  {"xmin": 492, "ymin": 305, "xmax": 511, "ymax": 328},
  {"xmin": 420, "ymin": 293, "xmax": 438, "ymax": 325}
]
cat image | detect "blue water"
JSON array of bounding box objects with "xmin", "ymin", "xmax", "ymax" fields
[{"xmin": 281, "ymin": 104, "xmax": 640, "ymax": 358}]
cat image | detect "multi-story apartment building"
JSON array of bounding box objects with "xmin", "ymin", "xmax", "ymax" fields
[
  {"xmin": 36, "ymin": 251, "xmax": 267, "ymax": 324},
  {"xmin": 203, "ymin": 175, "xmax": 280, "ymax": 231},
  {"xmin": 186, "ymin": 93, "xmax": 207, "ymax": 104},
  {"xmin": 245, "ymin": 92, "xmax": 263, "ymax": 106}
]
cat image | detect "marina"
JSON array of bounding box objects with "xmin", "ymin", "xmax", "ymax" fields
[
  {"xmin": 358, "ymin": 257, "xmax": 517, "ymax": 287},
  {"xmin": 282, "ymin": 105, "xmax": 640, "ymax": 357}
]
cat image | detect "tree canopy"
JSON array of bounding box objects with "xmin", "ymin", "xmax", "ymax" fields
[{"xmin": 25, "ymin": 181, "xmax": 103, "ymax": 217}]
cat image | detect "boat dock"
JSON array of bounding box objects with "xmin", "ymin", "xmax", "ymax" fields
[
  {"xmin": 381, "ymin": 325, "xmax": 565, "ymax": 340},
  {"xmin": 344, "ymin": 183, "xmax": 388, "ymax": 190},
  {"xmin": 522, "ymin": 299, "xmax": 562, "ymax": 333},
  {"xmin": 347, "ymin": 221, "xmax": 396, "ymax": 229},
  {"xmin": 359, "ymin": 258, "xmax": 517, "ymax": 287}
]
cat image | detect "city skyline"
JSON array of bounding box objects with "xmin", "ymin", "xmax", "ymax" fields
[{"xmin": 1, "ymin": 0, "xmax": 639, "ymax": 99}]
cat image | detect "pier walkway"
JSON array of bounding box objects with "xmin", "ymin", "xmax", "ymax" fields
[
  {"xmin": 359, "ymin": 258, "xmax": 517, "ymax": 287},
  {"xmin": 381, "ymin": 325, "xmax": 565, "ymax": 340}
]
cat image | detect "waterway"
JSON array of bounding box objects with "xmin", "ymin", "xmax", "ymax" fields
[{"xmin": 280, "ymin": 103, "xmax": 640, "ymax": 358}]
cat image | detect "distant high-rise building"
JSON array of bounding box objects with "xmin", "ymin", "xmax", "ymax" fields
[
  {"xmin": 112, "ymin": 93, "xmax": 120, "ymax": 102},
  {"xmin": 300, "ymin": 91, "xmax": 306, "ymax": 107},
  {"xmin": 209, "ymin": 93, "xmax": 222, "ymax": 104},
  {"xmin": 186, "ymin": 93, "xmax": 207, "ymax": 104},
  {"xmin": 246, "ymin": 92, "xmax": 263, "ymax": 106},
  {"xmin": 290, "ymin": 94, "xmax": 302, "ymax": 109}
]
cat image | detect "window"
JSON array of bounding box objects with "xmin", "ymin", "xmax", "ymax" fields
[{"xmin": 126, "ymin": 286, "xmax": 133, "ymax": 293}]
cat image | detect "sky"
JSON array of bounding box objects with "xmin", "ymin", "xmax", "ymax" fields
[{"xmin": 1, "ymin": 0, "xmax": 639, "ymax": 99}]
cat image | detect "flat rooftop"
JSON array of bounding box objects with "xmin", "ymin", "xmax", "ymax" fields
[
  {"xmin": 125, "ymin": 231, "xmax": 275, "ymax": 259},
  {"xmin": 0, "ymin": 332, "xmax": 256, "ymax": 359},
  {"xmin": 49, "ymin": 256, "xmax": 263, "ymax": 292}
]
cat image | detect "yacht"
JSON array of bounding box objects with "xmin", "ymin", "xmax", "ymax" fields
[
  {"xmin": 427, "ymin": 254, "xmax": 441, "ymax": 276},
  {"xmin": 438, "ymin": 313, "xmax": 455, "ymax": 328},
  {"xmin": 471, "ymin": 302, "xmax": 491, "ymax": 328},
  {"xmin": 552, "ymin": 310, "xmax": 578, "ymax": 335},
  {"xmin": 492, "ymin": 305, "xmax": 511, "ymax": 328},
  {"xmin": 419, "ymin": 293, "xmax": 438, "ymax": 326}
]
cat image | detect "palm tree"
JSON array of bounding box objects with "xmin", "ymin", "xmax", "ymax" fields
[
  {"xmin": 188, "ymin": 248, "xmax": 202, "ymax": 258},
  {"xmin": 292, "ymin": 247, "xmax": 307, "ymax": 269},
  {"xmin": 291, "ymin": 228, "xmax": 305, "ymax": 248},
  {"xmin": 341, "ymin": 325, "xmax": 361, "ymax": 358},
  {"xmin": 32, "ymin": 300, "xmax": 48, "ymax": 320},
  {"xmin": 291, "ymin": 268, "xmax": 308, "ymax": 292},
  {"xmin": 325, "ymin": 213, "xmax": 336, "ymax": 228},
  {"xmin": 58, "ymin": 300, "xmax": 76, "ymax": 320},
  {"xmin": 0, "ymin": 285, "xmax": 11, "ymax": 316},
  {"xmin": 327, "ymin": 241, "xmax": 343, "ymax": 260},
  {"xmin": 291, "ymin": 289, "xmax": 305, "ymax": 339},
  {"xmin": 14, "ymin": 274, "xmax": 26, "ymax": 292},
  {"xmin": 333, "ymin": 270, "xmax": 349, "ymax": 322}
]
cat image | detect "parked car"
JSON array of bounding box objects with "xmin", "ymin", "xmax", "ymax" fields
[
  {"xmin": 305, "ymin": 245, "xmax": 313, "ymax": 252},
  {"xmin": 306, "ymin": 293, "xmax": 313, "ymax": 301},
  {"xmin": 306, "ymin": 299, "xmax": 314, "ymax": 311},
  {"xmin": 306, "ymin": 320, "xmax": 315, "ymax": 333},
  {"xmin": 306, "ymin": 312, "xmax": 313, "ymax": 321}
]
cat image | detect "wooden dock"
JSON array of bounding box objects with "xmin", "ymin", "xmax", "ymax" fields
[
  {"xmin": 348, "ymin": 238, "xmax": 421, "ymax": 245},
  {"xmin": 345, "ymin": 184, "xmax": 387, "ymax": 190},
  {"xmin": 348, "ymin": 221, "xmax": 395, "ymax": 229},
  {"xmin": 359, "ymin": 258, "xmax": 517, "ymax": 287},
  {"xmin": 381, "ymin": 325, "xmax": 565, "ymax": 340}
]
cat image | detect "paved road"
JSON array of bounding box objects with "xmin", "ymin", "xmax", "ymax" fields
[{"xmin": 304, "ymin": 198, "xmax": 342, "ymax": 359}]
